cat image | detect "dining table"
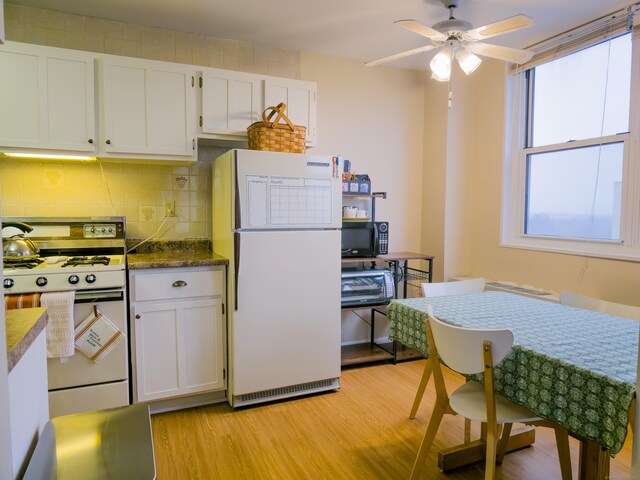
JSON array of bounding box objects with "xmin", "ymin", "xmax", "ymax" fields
[{"xmin": 387, "ymin": 291, "xmax": 639, "ymax": 479}]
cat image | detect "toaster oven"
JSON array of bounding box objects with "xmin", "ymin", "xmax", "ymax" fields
[{"xmin": 341, "ymin": 268, "xmax": 395, "ymax": 307}]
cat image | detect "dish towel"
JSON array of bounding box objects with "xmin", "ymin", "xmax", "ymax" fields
[
  {"xmin": 74, "ymin": 307, "xmax": 125, "ymax": 363},
  {"xmin": 4, "ymin": 293, "xmax": 41, "ymax": 310},
  {"xmin": 40, "ymin": 291, "xmax": 76, "ymax": 358}
]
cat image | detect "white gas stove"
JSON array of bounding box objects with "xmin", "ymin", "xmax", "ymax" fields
[
  {"xmin": 2, "ymin": 216, "xmax": 130, "ymax": 417},
  {"xmin": 3, "ymin": 217, "xmax": 127, "ymax": 294},
  {"xmin": 4, "ymin": 255, "xmax": 126, "ymax": 293}
]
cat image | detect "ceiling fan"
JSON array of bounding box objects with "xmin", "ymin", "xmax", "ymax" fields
[{"xmin": 365, "ymin": 0, "xmax": 535, "ymax": 81}]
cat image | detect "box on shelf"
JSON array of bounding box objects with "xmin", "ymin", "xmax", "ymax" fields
[{"xmin": 342, "ymin": 175, "xmax": 371, "ymax": 195}]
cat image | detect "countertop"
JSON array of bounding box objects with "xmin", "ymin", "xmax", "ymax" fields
[
  {"xmin": 127, "ymin": 250, "xmax": 228, "ymax": 270},
  {"xmin": 6, "ymin": 307, "xmax": 48, "ymax": 373}
]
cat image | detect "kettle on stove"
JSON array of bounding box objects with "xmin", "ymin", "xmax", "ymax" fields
[{"xmin": 2, "ymin": 222, "xmax": 40, "ymax": 259}]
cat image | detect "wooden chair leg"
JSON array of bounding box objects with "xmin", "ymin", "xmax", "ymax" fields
[
  {"xmin": 410, "ymin": 398, "xmax": 446, "ymax": 480},
  {"xmin": 554, "ymin": 427, "xmax": 572, "ymax": 480},
  {"xmin": 464, "ymin": 418, "xmax": 471, "ymax": 444},
  {"xmin": 409, "ymin": 360, "xmax": 433, "ymax": 419},
  {"xmin": 496, "ymin": 423, "xmax": 512, "ymax": 464},
  {"xmin": 629, "ymin": 397, "xmax": 636, "ymax": 435},
  {"xmin": 484, "ymin": 421, "xmax": 499, "ymax": 480}
]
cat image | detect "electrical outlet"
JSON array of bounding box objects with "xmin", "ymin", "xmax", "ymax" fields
[{"xmin": 164, "ymin": 199, "xmax": 176, "ymax": 217}]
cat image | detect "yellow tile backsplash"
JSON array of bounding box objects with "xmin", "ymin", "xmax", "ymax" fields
[
  {"xmin": 0, "ymin": 145, "xmax": 230, "ymax": 241},
  {"xmin": 4, "ymin": 3, "xmax": 300, "ymax": 77}
]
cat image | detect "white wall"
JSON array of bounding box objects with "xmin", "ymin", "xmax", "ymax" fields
[
  {"xmin": 300, "ymin": 52, "xmax": 426, "ymax": 342},
  {"xmin": 441, "ymin": 58, "xmax": 640, "ymax": 305}
]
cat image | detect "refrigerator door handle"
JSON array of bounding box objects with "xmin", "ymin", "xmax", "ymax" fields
[
  {"xmin": 234, "ymin": 232, "xmax": 240, "ymax": 311},
  {"xmin": 234, "ymin": 160, "xmax": 241, "ymax": 229}
]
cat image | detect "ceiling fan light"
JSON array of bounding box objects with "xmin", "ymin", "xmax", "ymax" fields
[
  {"xmin": 456, "ymin": 49, "xmax": 482, "ymax": 75},
  {"xmin": 429, "ymin": 49, "xmax": 451, "ymax": 82}
]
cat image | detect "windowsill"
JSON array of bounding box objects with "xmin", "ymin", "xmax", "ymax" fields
[{"xmin": 499, "ymin": 238, "xmax": 640, "ymax": 263}]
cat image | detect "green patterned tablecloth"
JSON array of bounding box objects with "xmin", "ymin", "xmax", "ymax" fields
[{"xmin": 387, "ymin": 291, "xmax": 638, "ymax": 455}]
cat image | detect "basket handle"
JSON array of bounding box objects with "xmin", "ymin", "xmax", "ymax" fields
[{"xmin": 262, "ymin": 103, "xmax": 295, "ymax": 131}]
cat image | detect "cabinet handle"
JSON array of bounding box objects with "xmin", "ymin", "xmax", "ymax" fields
[
  {"xmin": 88, "ymin": 138, "xmax": 94, "ymax": 144},
  {"xmin": 172, "ymin": 280, "xmax": 187, "ymax": 287},
  {"xmin": 106, "ymin": 139, "xmax": 111, "ymax": 145},
  {"xmin": 135, "ymin": 314, "xmax": 141, "ymax": 319}
]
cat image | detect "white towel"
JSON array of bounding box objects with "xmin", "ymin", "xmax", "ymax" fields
[{"xmin": 41, "ymin": 291, "xmax": 76, "ymax": 358}]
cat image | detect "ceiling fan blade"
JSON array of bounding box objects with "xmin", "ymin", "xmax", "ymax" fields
[
  {"xmin": 395, "ymin": 19, "xmax": 447, "ymax": 42},
  {"xmin": 462, "ymin": 15, "xmax": 535, "ymax": 42},
  {"xmin": 466, "ymin": 42, "xmax": 533, "ymax": 64},
  {"xmin": 365, "ymin": 44, "xmax": 438, "ymax": 67}
]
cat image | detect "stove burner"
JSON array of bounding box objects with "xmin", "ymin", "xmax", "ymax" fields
[
  {"xmin": 62, "ymin": 256, "xmax": 111, "ymax": 267},
  {"xmin": 3, "ymin": 257, "xmax": 44, "ymax": 269}
]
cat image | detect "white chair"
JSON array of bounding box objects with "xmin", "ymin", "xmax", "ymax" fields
[
  {"xmin": 421, "ymin": 277, "xmax": 485, "ymax": 298},
  {"xmin": 410, "ymin": 305, "xmax": 572, "ymax": 480},
  {"xmin": 411, "ymin": 277, "xmax": 486, "ymax": 421},
  {"xmin": 559, "ymin": 291, "xmax": 640, "ymax": 321}
]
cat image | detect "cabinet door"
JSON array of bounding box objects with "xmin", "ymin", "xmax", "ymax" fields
[
  {"xmin": 133, "ymin": 298, "xmax": 224, "ymax": 403},
  {"xmin": 0, "ymin": 43, "xmax": 96, "ymax": 152},
  {"xmin": 200, "ymin": 69, "xmax": 262, "ymax": 136},
  {"xmin": 180, "ymin": 298, "xmax": 225, "ymax": 394},
  {"xmin": 100, "ymin": 56, "xmax": 196, "ymax": 159},
  {"xmin": 264, "ymin": 78, "xmax": 317, "ymax": 146}
]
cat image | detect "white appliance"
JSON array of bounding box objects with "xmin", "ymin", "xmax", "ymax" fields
[
  {"xmin": 213, "ymin": 149, "xmax": 341, "ymax": 407},
  {"xmin": 2, "ymin": 217, "xmax": 129, "ymax": 417}
]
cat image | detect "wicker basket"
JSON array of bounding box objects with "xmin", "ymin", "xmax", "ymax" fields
[{"xmin": 247, "ymin": 103, "xmax": 306, "ymax": 154}]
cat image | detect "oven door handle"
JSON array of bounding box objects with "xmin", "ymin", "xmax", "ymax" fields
[{"xmin": 74, "ymin": 289, "xmax": 124, "ymax": 303}]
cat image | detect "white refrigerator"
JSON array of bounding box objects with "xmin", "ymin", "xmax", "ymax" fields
[{"xmin": 212, "ymin": 149, "xmax": 342, "ymax": 407}]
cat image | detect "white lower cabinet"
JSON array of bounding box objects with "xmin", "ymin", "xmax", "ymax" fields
[
  {"xmin": 129, "ymin": 267, "xmax": 226, "ymax": 405},
  {"xmin": 8, "ymin": 331, "xmax": 49, "ymax": 479}
]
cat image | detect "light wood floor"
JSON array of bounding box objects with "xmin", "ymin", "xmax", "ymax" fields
[{"xmin": 151, "ymin": 359, "xmax": 634, "ymax": 479}]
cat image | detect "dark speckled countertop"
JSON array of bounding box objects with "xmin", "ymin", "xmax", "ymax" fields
[
  {"xmin": 127, "ymin": 250, "xmax": 228, "ymax": 269},
  {"xmin": 6, "ymin": 307, "xmax": 48, "ymax": 373},
  {"xmin": 126, "ymin": 239, "xmax": 228, "ymax": 269}
]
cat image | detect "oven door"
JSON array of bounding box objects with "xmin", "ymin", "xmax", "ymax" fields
[
  {"xmin": 47, "ymin": 289, "xmax": 128, "ymax": 391},
  {"xmin": 341, "ymin": 270, "xmax": 392, "ymax": 307}
]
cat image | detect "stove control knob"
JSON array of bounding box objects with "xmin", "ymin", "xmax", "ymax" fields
[
  {"xmin": 68, "ymin": 275, "xmax": 80, "ymax": 285},
  {"xmin": 36, "ymin": 277, "xmax": 48, "ymax": 287},
  {"xmin": 86, "ymin": 274, "xmax": 96, "ymax": 284},
  {"xmin": 4, "ymin": 278, "xmax": 14, "ymax": 289}
]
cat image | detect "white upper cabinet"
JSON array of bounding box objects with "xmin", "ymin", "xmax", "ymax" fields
[
  {"xmin": 199, "ymin": 68, "xmax": 262, "ymax": 138},
  {"xmin": 264, "ymin": 77, "xmax": 317, "ymax": 146},
  {"xmin": 99, "ymin": 56, "xmax": 197, "ymax": 162},
  {"xmin": 0, "ymin": 41, "xmax": 320, "ymax": 161},
  {"xmin": 0, "ymin": 42, "xmax": 96, "ymax": 153}
]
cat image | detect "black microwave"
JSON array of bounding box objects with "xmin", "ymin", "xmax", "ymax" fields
[{"xmin": 341, "ymin": 221, "xmax": 389, "ymax": 258}]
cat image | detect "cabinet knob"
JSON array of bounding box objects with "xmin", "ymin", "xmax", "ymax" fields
[
  {"xmin": 88, "ymin": 138, "xmax": 94, "ymax": 144},
  {"xmin": 135, "ymin": 314, "xmax": 141, "ymax": 319},
  {"xmin": 106, "ymin": 139, "xmax": 112, "ymax": 145},
  {"xmin": 172, "ymin": 280, "xmax": 187, "ymax": 287}
]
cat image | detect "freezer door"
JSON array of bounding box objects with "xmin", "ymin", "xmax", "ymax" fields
[
  {"xmin": 234, "ymin": 149, "xmax": 342, "ymax": 230},
  {"xmin": 231, "ymin": 229, "xmax": 341, "ymax": 396}
]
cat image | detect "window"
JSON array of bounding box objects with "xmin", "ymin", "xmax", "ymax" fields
[{"xmin": 503, "ymin": 25, "xmax": 640, "ymax": 260}]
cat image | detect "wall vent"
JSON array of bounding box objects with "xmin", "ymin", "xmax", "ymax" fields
[{"xmin": 233, "ymin": 378, "xmax": 340, "ymax": 407}]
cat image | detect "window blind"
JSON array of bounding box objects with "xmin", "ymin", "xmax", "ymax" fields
[{"xmin": 512, "ymin": 4, "xmax": 638, "ymax": 74}]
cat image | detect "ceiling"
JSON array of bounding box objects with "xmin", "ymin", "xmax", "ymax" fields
[{"xmin": 8, "ymin": 0, "xmax": 634, "ymax": 70}]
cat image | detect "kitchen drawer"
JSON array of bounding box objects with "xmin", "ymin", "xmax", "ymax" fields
[{"xmin": 132, "ymin": 268, "xmax": 224, "ymax": 301}]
